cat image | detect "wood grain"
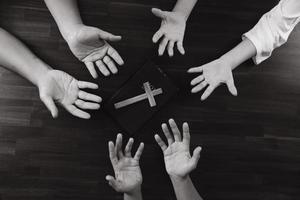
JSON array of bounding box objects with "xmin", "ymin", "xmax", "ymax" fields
[{"xmin": 0, "ymin": 0, "xmax": 299, "ymax": 199}]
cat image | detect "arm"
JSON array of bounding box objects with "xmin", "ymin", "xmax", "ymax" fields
[
  {"xmin": 154, "ymin": 119, "xmax": 203, "ymax": 200},
  {"xmin": 188, "ymin": 0, "xmax": 300, "ymax": 101},
  {"xmin": 43, "ymin": 0, "xmax": 83, "ymax": 41},
  {"xmin": 151, "ymin": 0, "xmax": 198, "ymax": 57},
  {"xmin": 173, "ymin": 0, "xmax": 198, "ymax": 20},
  {"xmin": 0, "ymin": 28, "xmax": 101, "ymax": 119},
  {"xmin": 243, "ymin": 0, "xmax": 300, "ymax": 65},
  {"xmin": 171, "ymin": 176, "xmax": 202, "ymax": 200},
  {"xmin": 0, "ymin": 28, "xmax": 49, "ymax": 86},
  {"xmin": 44, "ymin": 0, "xmax": 124, "ymax": 79},
  {"xmin": 106, "ymin": 134, "xmax": 144, "ymax": 200}
]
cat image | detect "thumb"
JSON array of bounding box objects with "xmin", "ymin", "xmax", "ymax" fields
[
  {"xmin": 105, "ymin": 175, "xmax": 120, "ymax": 192},
  {"xmin": 226, "ymin": 79, "xmax": 238, "ymax": 96},
  {"xmin": 190, "ymin": 146, "xmax": 202, "ymax": 169},
  {"xmin": 151, "ymin": 8, "xmax": 166, "ymax": 19},
  {"xmin": 97, "ymin": 29, "xmax": 121, "ymax": 42},
  {"xmin": 40, "ymin": 95, "xmax": 58, "ymax": 118}
]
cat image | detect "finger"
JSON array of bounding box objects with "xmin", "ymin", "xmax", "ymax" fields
[
  {"xmin": 98, "ymin": 29, "xmax": 122, "ymax": 42},
  {"xmin": 191, "ymin": 81, "xmax": 208, "ymax": 93},
  {"xmin": 190, "ymin": 146, "xmax": 202, "ymax": 169},
  {"xmin": 78, "ymin": 90, "xmax": 102, "ymax": 103},
  {"xmin": 84, "ymin": 62, "xmax": 98, "ymax": 79},
  {"xmin": 124, "ymin": 138, "xmax": 134, "ymax": 157},
  {"xmin": 108, "ymin": 141, "xmax": 118, "ymax": 165},
  {"xmin": 182, "ymin": 122, "xmax": 190, "ymax": 146},
  {"xmin": 133, "ymin": 142, "xmax": 144, "ymax": 161},
  {"xmin": 107, "ymin": 46, "xmax": 124, "ymax": 66},
  {"xmin": 83, "ymin": 51, "xmax": 105, "ymax": 63},
  {"xmin": 187, "ymin": 66, "xmax": 203, "ymax": 73},
  {"xmin": 65, "ymin": 105, "xmax": 90, "ymax": 119},
  {"xmin": 168, "ymin": 40, "xmax": 175, "ymax": 57},
  {"xmin": 169, "ymin": 119, "xmax": 182, "ymax": 142},
  {"xmin": 158, "ymin": 37, "xmax": 169, "ymax": 56},
  {"xmin": 103, "ymin": 56, "xmax": 118, "ymax": 74},
  {"xmin": 78, "ymin": 81, "xmax": 98, "ymax": 89},
  {"xmin": 105, "ymin": 175, "xmax": 120, "ymax": 191},
  {"xmin": 154, "ymin": 134, "xmax": 167, "ymax": 151},
  {"xmin": 226, "ymin": 79, "xmax": 238, "ymax": 96},
  {"xmin": 161, "ymin": 123, "xmax": 174, "ymax": 145},
  {"xmin": 40, "ymin": 95, "xmax": 58, "ymax": 118},
  {"xmin": 75, "ymin": 99, "xmax": 100, "ymax": 110},
  {"xmin": 201, "ymin": 84, "xmax": 217, "ymax": 101},
  {"xmin": 115, "ymin": 133, "xmax": 124, "ymax": 158},
  {"xmin": 151, "ymin": 8, "xmax": 166, "ymax": 19},
  {"xmin": 95, "ymin": 60, "xmax": 110, "ymax": 76},
  {"xmin": 191, "ymin": 75, "xmax": 204, "ymax": 86},
  {"xmin": 177, "ymin": 40, "xmax": 185, "ymax": 55},
  {"xmin": 152, "ymin": 30, "xmax": 163, "ymax": 43}
]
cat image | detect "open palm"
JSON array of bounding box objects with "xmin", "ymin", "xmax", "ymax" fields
[
  {"xmin": 188, "ymin": 58, "xmax": 238, "ymax": 101},
  {"xmin": 155, "ymin": 119, "xmax": 202, "ymax": 179},
  {"xmin": 152, "ymin": 8, "xmax": 186, "ymax": 57},
  {"xmin": 67, "ymin": 25, "xmax": 124, "ymax": 78},
  {"xmin": 106, "ymin": 134, "xmax": 144, "ymax": 193},
  {"xmin": 38, "ymin": 70, "xmax": 101, "ymax": 119}
]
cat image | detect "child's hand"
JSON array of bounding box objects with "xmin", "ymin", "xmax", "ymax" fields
[
  {"xmin": 106, "ymin": 134, "xmax": 144, "ymax": 195},
  {"xmin": 188, "ymin": 58, "xmax": 238, "ymax": 101},
  {"xmin": 154, "ymin": 119, "xmax": 202, "ymax": 181},
  {"xmin": 151, "ymin": 8, "xmax": 186, "ymax": 57},
  {"xmin": 67, "ymin": 25, "xmax": 124, "ymax": 79},
  {"xmin": 38, "ymin": 70, "xmax": 101, "ymax": 119}
]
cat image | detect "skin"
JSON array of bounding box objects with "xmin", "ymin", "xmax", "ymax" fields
[
  {"xmin": 106, "ymin": 134, "xmax": 144, "ymax": 200},
  {"xmin": 188, "ymin": 38, "xmax": 257, "ymax": 100},
  {"xmin": 152, "ymin": 0, "xmax": 198, "ymax": 57},
  {"xmin": 0, "ymin": 28, "xmax": 101, "ymax": 119},
  {"xmin": 154, "ymin": 119, "xmax": 203, "ymax": 200},
  {"xmin": 44, "ymin": 0, "xmax": 124, "ymax": 79}
]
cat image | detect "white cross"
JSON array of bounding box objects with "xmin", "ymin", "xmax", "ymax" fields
[{"xmin": 114, "ymin": 82, "xmax": 163, "ymax": 109}]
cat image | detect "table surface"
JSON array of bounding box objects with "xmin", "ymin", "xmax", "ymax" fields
[{"xmin": 0, "ymin": 0, "xmax": 300, "ymax": 199}]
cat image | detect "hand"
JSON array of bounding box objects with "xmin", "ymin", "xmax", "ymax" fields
[
  {"xmin": 154, "ymin": 119, "xmax": 202, "ymax": 180},
  {"xmin": 67, "ymin": 25, "xmax": 124, "ymax": 78},
  {"xmin": 188, "ymin": 58, "xmax": 238, "ymax": 101},
  {"xmin": 106, "ymin": 134, "xmax": 144, "ymax": 194},
  {"xmin": 152, "ymin": 8, "xmax": 186, "ymax": 57},
  {"xmin": 38, "ymin": 70, "xmax": 102, "ymax": 119}
]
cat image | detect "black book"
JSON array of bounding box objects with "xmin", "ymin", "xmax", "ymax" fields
[{"xmin": 104, "ymin": 62, "xmax": 178, "ymax": 134}]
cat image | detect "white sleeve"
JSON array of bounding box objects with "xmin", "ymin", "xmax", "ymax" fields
[{"xmin": 242, "ymin": 0, "xmax": 300, "ymax": 65}]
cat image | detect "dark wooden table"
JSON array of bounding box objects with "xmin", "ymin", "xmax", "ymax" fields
[{"xmin": 0, "ymin": 0, "xmax": 299, "ymax": 199}]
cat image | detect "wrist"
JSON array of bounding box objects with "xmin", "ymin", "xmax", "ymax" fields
[
  {"xmin": 33, "ymin": 60, "xmax": 52, "ymax": 88},
  {"xmin": 172, "ymin": 11, "xmax": 188, "ymax": 22},
  {"xmin": 62, "ymin": 23, "xmax": 84, "ymax": 44},
  {"xmin": 124, "ymin": 186, "xmax": 142, "ymax": 199},
  {"xmin": 170, "ymin": 174, "xmax": 189, "ymax": 184},
  {"xmin": 170, "ymin": 175, "xmax": 191, "ymax": 189},
  {"xmin": 219, "ymin": 55, "xmax": 236, "ymax": 70}
]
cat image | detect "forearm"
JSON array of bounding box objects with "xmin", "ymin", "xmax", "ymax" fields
[
  {"xmin": 173, "ymin": 0, "xmax": 198, "ymax": 20},
  {"xmin": 124, "ymin": 188, "xmax": 143, "ymax": 200},
  {"xmin": 220, "ymin": 38, "xmax": 256, "ymax": 70},
  {"xmin": 44, "ymin": 0, "xmax": 83, "ymax": 42},
  {"xmin": 0, "ymin": 28, "xmax": 51, "ymax": 86},
  {"xmin": 171, "ymin": 176, "xmax": 203, "ymax": 200}
]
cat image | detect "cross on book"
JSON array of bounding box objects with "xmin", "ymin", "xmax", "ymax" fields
[{"xmin": 114, "ymin": 82, "xmax": 163, "ymax": 109}]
